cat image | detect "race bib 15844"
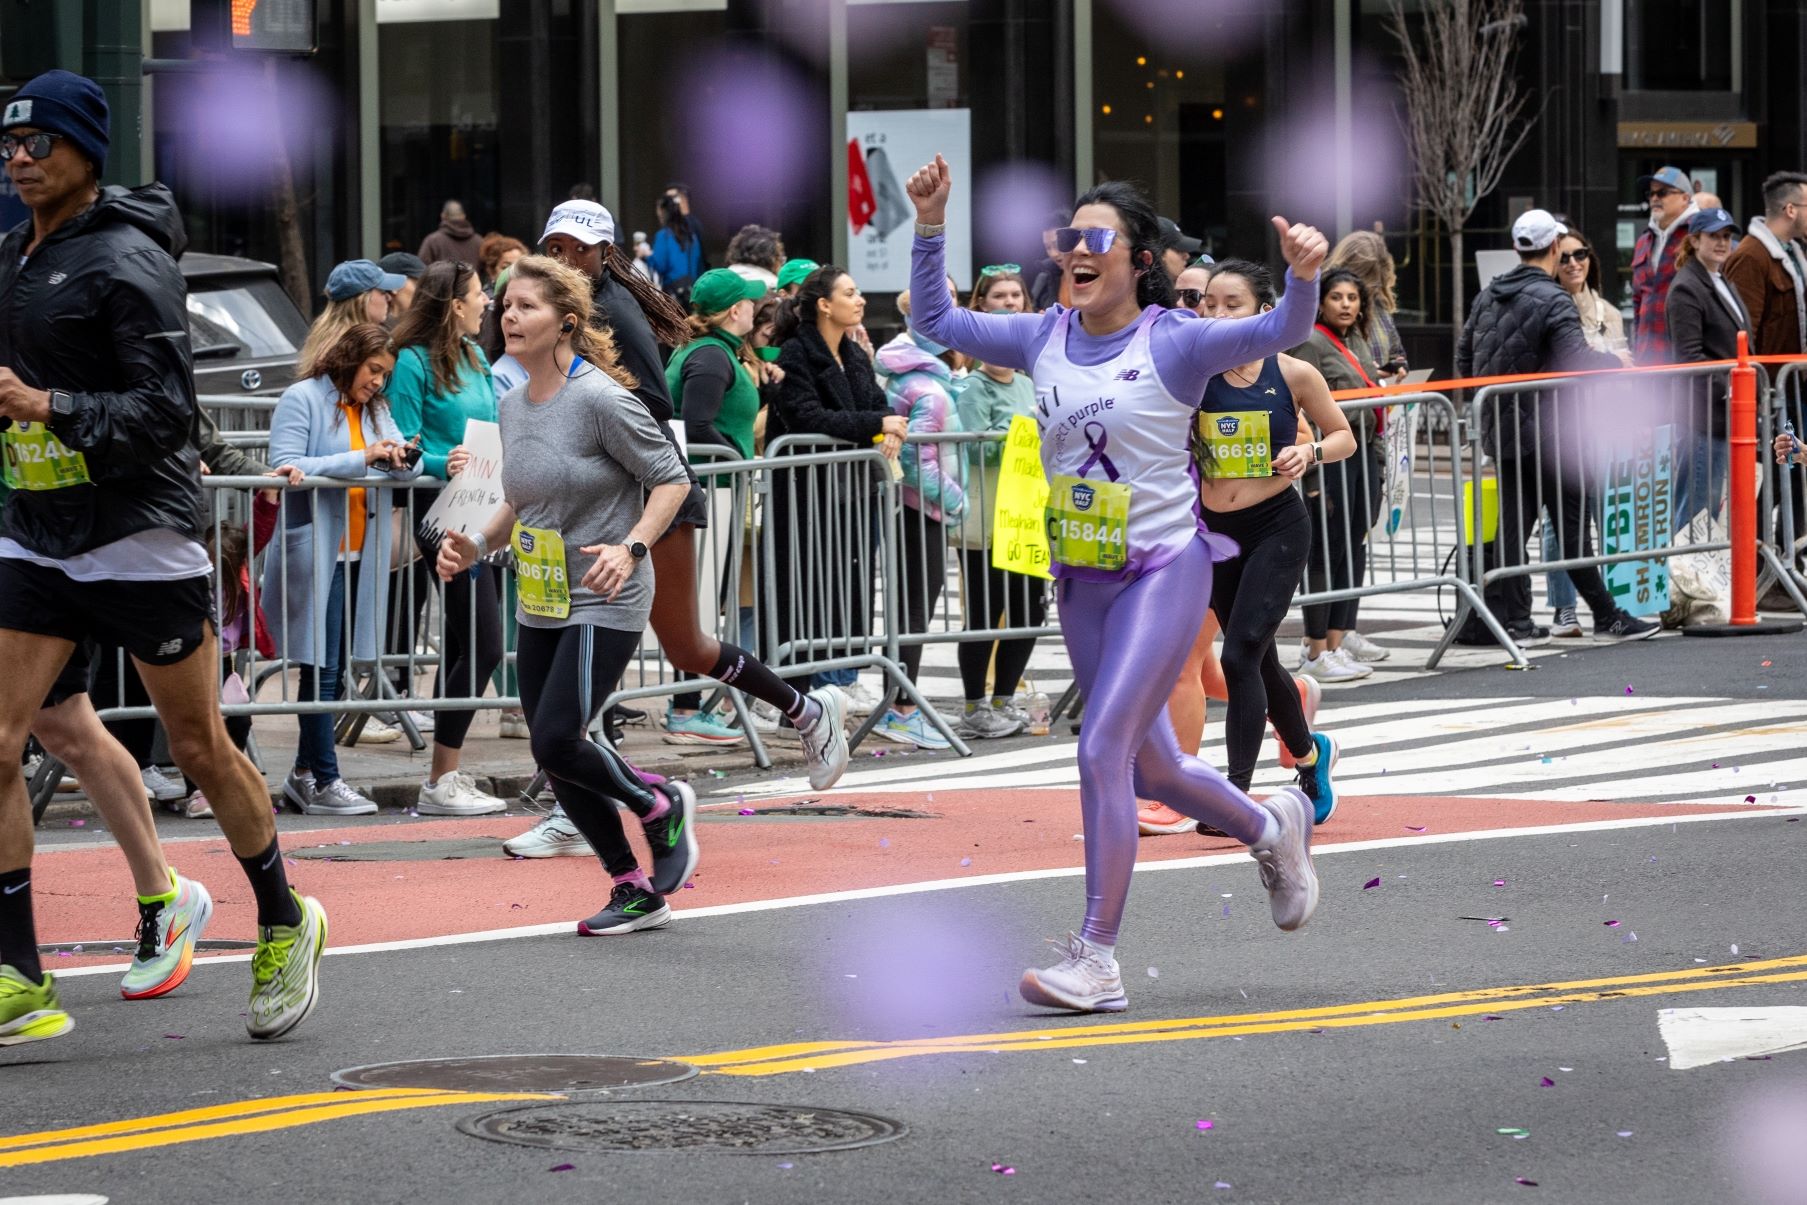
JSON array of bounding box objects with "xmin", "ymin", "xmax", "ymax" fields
[{"xmin": 1045, "ymin": 474, "xmax": 1130, "ymax": 571}]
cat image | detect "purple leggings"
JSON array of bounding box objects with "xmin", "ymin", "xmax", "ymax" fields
[{"xmin": 1061, "ymin": 536, "xmax": 1269, "ymax": 947}]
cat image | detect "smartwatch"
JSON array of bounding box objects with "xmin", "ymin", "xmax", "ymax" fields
[
  {"xmin": 628, "ymin": 540, "xmax": 649, "ymax": 560},
  {"xmin": 1312, "ymin": 442, "xmax": 1323, "ymax": 464},
  {"xmin": 48, "ymin": 389, "xmax": 75, "ymax": 419}
]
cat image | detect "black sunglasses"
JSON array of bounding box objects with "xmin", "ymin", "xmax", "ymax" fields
[
  {"xmin": 1176, "ymin": 288, "xmax": 1206, "ymax": 309},
  {"xmin": 1646, "ymin": 188, "xmax": 1682, "ymax": 202},
  {"xmin": 1558, "ymin": 249, "xmax": 1590, "ymax": 265},
  {"xmin": 0, "ymin": 131, "xmax": 64, "ymax": 162}
]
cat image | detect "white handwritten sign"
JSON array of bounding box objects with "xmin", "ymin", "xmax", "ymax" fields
[{"xmin": 418, "ymin": 419, "xmax": 505, "ymax": 548}]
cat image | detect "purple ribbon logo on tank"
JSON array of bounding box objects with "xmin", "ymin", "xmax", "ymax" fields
[{"xmin": 1077, "ymin": 422, "xmax": 1121, "ymax": 482}]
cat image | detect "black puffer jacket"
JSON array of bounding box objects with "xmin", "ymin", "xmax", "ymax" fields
[
  {"xmin": 1457, "ymin": 263, "xmax": 1621, "ymax": 459},
  {"xmin": 0, "ymin": 184, "xmax": 206, "ymax": 558},
  {"xmin": 769, "ymin": 324, "xmax": 890, "ymax": 446}
]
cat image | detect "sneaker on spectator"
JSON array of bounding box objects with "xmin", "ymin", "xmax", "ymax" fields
[
  {"xmin": 173, "ymin": 789, "xmax": 213, "ymax": 820},
  {"xmin": 281, "ymin": 768, "xmax": 317, "ymax": 813},
  {"xmin": 405, "ymin": 709, "xmax": 435, "ymax": 734},
  {"xmin": 662, "ymin": 710, "xmax": 747, "ymax": 746},
  {"xmin": 1298, "ymin": 649, "xmax": 1370, "ymax": 683},
  {"xmin": 730, "ymin": 700, "xmax": 782, "ymax": 734},
  {"xmin": 1328, "ymin": 648, "xmax": 1374, "ymax": 678},
  {"xmin": 1550, "ymin": 606, "xmax": 1584, "ymax": 638},
  {"xmin": 306, "ymin": 778, "xmax": 378, "ymax": 817},
  {"xmin": 1137, "ymin": 803, "xmax": 1197, "ymax": 835},
  {"xmin": 417, "ymin": 771, "xmax": 508, "ymax": 817},
  {"xmin": 498, "ymin": 708, "xmax": 531, "ymax": 739},
  {"xmin": 141, "ymin": 765, "xmax": 186, "ymax": 803},
  {"xmin": 356, "ymin": 718, "xmax": 402, "ymax": 745},
  {"xmin": 841, "ymin": 680, "xmax": 886, "ymax": 717},
  {"xmin": 1340, "ymin": 630, "xmax": 1390, "ymax": 663},
  {"xmin": 1597, "ymin": 611, "xmax": 1660, "ymax": 642},
  {"xmin": 876, "ymin": 708, "xmax": 952, "ymax": 750},
  {"xmin": 955, "ymin": 702, "xmax": 1024, "ymax": 740}
]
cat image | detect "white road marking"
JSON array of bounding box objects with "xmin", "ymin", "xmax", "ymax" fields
[{"xmin": 1658, "ymin": 1006, "xmax": 1807, "ymax": 1070}]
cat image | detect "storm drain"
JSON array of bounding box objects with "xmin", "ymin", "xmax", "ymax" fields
[
  {"xmin": 739, "ymin": 803, "xmax": 937, "ymax": 820},
  {"xmin": 291, "ymin": 838, "xmax": 515, "ymax": 862},
  {"xmin": 332, "ymin": 1055, "xmax": 697, "ymax": 1094},
  {"xmin": 459, "ymin": 1100, "xmax": 907, "ymax": 1155}
]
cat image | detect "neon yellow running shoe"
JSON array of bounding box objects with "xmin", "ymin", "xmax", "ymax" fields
[
  {"xmin": 247, "ymin": 891, "xmax": 327, "ymax": 1041},
  {"xmin": 0, "ymin": 964, "xmax": 72, "ymax": 1046}
]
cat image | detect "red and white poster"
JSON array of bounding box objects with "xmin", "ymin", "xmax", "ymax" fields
[{"xmin": 846, "ymin": 109, "xmax": 971, "ymax": 294}]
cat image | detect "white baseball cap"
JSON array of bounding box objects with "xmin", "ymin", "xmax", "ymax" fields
[
  {"xmin": 1511, "ymin": 208, "xmax": 1568, "ymax": 252},
  {"xmin": 541, "ymin": 200, "xmax": 617, "ymax": 247}
]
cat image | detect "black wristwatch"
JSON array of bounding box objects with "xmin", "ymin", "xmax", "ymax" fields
[
  {"xmin": 628, "ymin": 540, "xmax": 649, "ymax": 560},
  {"xmin": 48, "ymin": 389, "xmax": 74, "ymax": 419}
]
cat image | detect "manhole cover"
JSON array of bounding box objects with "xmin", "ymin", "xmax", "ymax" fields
[
  {"xmin": 460, "ymin": 1100, "xmax": 907, "ymax": 1155},
  {"xmin": 332, "ymin": 1054, "xmax": 697, "ymax": 1093},
  {"xmin": 292, "ymin": 838, "xmax": 516, "ymax": 862},
  {"xmin": 37, "ymin": 938, "xmax": 256, "ymax": 955},
  {"xmin": 743, "ymin": 804, "xmax": 937, "ymax": 820}
]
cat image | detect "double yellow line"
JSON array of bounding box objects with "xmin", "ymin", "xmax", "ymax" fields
[
  {"xmin": 0, "ymin": 1087, "xmax": 557, "ymax": 1169},
  {"xmin": 686, "ymin": 952, "xmax": 1807, "ymax": 1076}
]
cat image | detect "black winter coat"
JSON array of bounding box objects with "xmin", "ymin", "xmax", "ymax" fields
[
  {"xmin": 770, "ymin": 324, "xmax": 890, "ymax": 447},
  {"xmin": 1456, "ymin": 263, "xmax": 1621, "ymax": 459},
  {"xmin": 1666, "ymin": 257, "xmax": 1753, "ymax": 437},
  {"xmin": 0, "ymin": 184, "xmax": 206, "ymax": 558}
]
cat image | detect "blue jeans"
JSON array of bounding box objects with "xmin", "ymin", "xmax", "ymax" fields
[
  {"xmin": 813, "ymin": 666, "xmax": 858, "ymax": 690},
  {"xmin": 1673, "ymin": 433, "xmax": 1730, "ymax": 537},
  {"xmin": 1541, "ymin": 517, "xmax": 1577, "ymax": 611},
  {"xmin": 295, "ymin": 562, "xmax": 346, "ymax": 785}
]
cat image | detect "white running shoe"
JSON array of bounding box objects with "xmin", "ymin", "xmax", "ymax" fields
[
  {"xmin": 417, "ymin": 771, "xmax": 508, "ymax": 817},
  {"xmin": 1298, "ymin": 650, "xmax": 1370, "ymax": 683},
  {"xmin": 1328, "ymin": 648, "xmax": 1375, "ymax": 678},
  {"xmin": 498, "ymin": 709, "xmax": 531, "ymax": 739},
  {"xmin": 1252, "ymin": 787, "xmax": 1320, "ymax": 933},
  {"xmin": 800, "ymin": 687, "xmax": 851, "ymax": 791},
  {"xmin": 503, "ymin": 805, "xmax": 593, "ymax": 858},
  {"xmin": 355, "ymin": 718, "xmax": 401, "ymax": 745},
  {"xmin": 1019, "ymin": 932, "xmax": 1128, "ymax": 1013},
  {"xmin": 737, "ymin": 700, "xmax": 783, "ymax": 734},
  {"xmin": 1340, "ymin": 630, "xmax": 1390, "ymax": 662},
  {"xmin": 307, "ymin": 778, "xmax": 378, "ymax": 817},
  {"xmin": 405, "ymin": 710, "xmax": 436, "ymax": 734},
  {"xmin": 140, "ymin": 765, "xmax": 186, "ymax": 803},
  {"xmin": 840, "ymin": 680, "xmax": 886, "ymax": 717}
]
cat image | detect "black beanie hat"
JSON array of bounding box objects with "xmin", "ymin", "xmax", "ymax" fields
[{"xmin": 3, "ymin": 70, "xmax": 110, "ymax": 174}]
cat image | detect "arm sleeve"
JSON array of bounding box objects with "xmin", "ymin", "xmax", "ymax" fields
[
  {"xmin": 1666, "ymin": 284, "xmax": 1709, "ymax": 364},
  {"xmin": 907, "ymin": 234, "xmax": 1047, "ymax": 371},
  {"xmin": 49, "ymin": 249, "xmax": 197, "ymax": 465},
  {"xmin": 1153, "ymin": 269, "xmax": 1320, "ymax": 401},
  {"xmin": 595, "ymin": 388, "xmax": 691, "ymax": 489},
  {"xmin": 267, "ymin": 388, "xmax": 366, "ymax": 480},
  {"xmin": 195, "ymin": 405, "xmax": 271, "ymax": 477},
  {"xmin": 771, "ymin": 346, "xmax": 889, "ymax": 445},
  {"xmin": 678, "ymin": 346, "xmax": 738, "ymax": 452}
]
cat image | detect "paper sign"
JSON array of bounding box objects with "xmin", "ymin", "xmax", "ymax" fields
[
  {"xmin": 990, "ymin": 415, "xmax": 1052, "ymax": 580},
  {"xmin": 418, "ymin": 419, "xmax": 505, "ymax": 548},
  {"xmin": 1601, "ymin": 423, "xmax": 1673, "ymax": 617}
]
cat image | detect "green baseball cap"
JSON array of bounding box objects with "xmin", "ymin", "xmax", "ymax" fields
[
  {"xmin": 776, "ymin": 258, "xmax": 820, "ymax": 292},
  {"xmin": 691, "ymin": 269, "xmax": 768, "ymax": 315}
]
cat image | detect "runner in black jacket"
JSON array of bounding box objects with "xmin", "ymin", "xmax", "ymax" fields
[{"xmin": 0, "ymin": 71, "xmax": 325, "ymax": 1048}]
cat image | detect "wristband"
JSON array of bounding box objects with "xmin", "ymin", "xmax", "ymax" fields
[
  {"xmin": 914, "ymin": 221, "xmax": 947, "ymax": 238},
  {"xmin": 472, "ymin": 532, "xmax": 489, "ymax": 560}
]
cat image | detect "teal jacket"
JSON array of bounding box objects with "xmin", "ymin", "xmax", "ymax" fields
[{"xmin": 386, "ymin": 340, "xmax": 497, "ymax": 480}]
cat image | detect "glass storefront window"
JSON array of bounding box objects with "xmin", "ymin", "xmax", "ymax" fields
[
  {"xmin": 378, "ymin": 16, "xmax": 500, "ymax": 255},
  {"xmin": 1626, "ymin": 0, "xmax": 1736, "ymax": 93}
]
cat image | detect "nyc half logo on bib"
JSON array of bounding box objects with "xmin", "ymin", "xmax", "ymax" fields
[{"xmin": 1071, "ymin": 482, "xmax": 1096, "ymax": 512}]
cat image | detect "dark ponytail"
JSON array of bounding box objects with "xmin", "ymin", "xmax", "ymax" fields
[
  {"xmin": 1071, "ymin": 180, "xmax": 1176, "ymax": 310},
  {"xmin": 602, "ymin": 242, "xmax": 691, "ymax": 348},
  {"xmin": 773, "ymin": 264, "xmax": 848, "ymax": 345},
  {"xmin": 1204, "ymin": 258, "xmax": 1277, "ymax": 309}
]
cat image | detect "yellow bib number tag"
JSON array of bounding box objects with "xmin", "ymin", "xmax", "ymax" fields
[
  {"xmin": 3, "ymin": 422, "xmax": 90, "ymax": 491},
  {"xmin": 512, "ymin": 523, "xmax": 571, "ymax": 619},
  {"xmin": 1045, "ymin": 474, "xmax": 1131, "ymax": 571},
  {"xmin": 1195, "ymin": 410, "xmax": 1272, "ymax": 480}
]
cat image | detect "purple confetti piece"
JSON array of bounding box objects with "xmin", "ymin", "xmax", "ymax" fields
[
  {"xmin": 778, "ymin": 1162, "xmax": 794, "ymax": 1169},
  {"xmin": 1605, "ymin": 920, "xmax": 1621, "ymax": 927},
  {"xmin": 1746, "ymin": 795, "xmax": 1758, "ymax": 803},
  {"xmin": 1483, "ymin": 1015, "xmax": 1504, "ymax": 1022},
  {"xmin": 548, "ymin": 1163, "xmax": 574, "ymax": 1173},
  {"xmin": 1406, "ymin": 825, "xmax": 1427, "ymax": 832},
  {"xmin": 960, "ymin": 857, "xmax": 972, "ymax": 867},
  {"xmin": 71, "ymin": 819, "xmax": 85, "ymax": 827},
  {"xmin": 1494, "ymin": 879, "xmax": 1507, "ymax": 887},
  {"xmin": 879, "ymin": 838, "xmax": 891, "ymax": 849},
  {"xmin": 683, "ymin": 882, "xmax": 696, "ymax": 889},
  {"xmin": 1622, "ymin": 932, "xmax": 1637, "ymax": 943},
  {"xmin": 1516, "ymin": 1177, "xmax": 1539, "ymax": 1187},
  {"xmin": 991, "ymin": 1163, "xmax": 1016, "ymax": 1176},
  {"xmin": 1539, "ymin": 1077, "xmax": 1555, "ymax": 1087},
  {"xmin": 1363, "ymin": 877, "xmax": 1381, "ymax": 890},
  {"xmin": 738, "ymin": 808, "xmax": 756, "ymax": 816},
  {"xmin": 1196, "ymin": 1119, "xmax": 1214, "ymax": 1130},
  {"xmin": 1624, "ymin": 685, "xmax": 1634, "ymax": 695},
  {"xmin": 1214, "ymin": 1182, "xmax": 1233, "ymax": 1190},
  {"xmin": 163, "ymin": 1033, "xmax": 185, "ymax": 1039},
  {"xmin": 1616, "ymin": 1131, "xmax": 1633, "ymax": 1138}
]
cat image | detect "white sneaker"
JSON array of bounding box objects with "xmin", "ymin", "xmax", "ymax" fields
[
  {"xmin": 405, "ymin": 710, "xmax": 436, "ymax": 734},
  {"xmin": 738, "ymin": 700, "xmax": 783, "ymax": 734},
  {"xmin": 1328, "ymin": 648, "xmax": 1376, "ymax": 678},
  {"xmin": 1340, "ymin": 630, "xmax": 1390, "ymax": 662},
  {"xmin": 800, "ymin": 687, "xmax": 850, "ymax": 791},
  {"xmin": 503, "ymin": 805, "xmax": 593, "ymax": 858},
  {"xmin": 356, "ymin": 718, "xmax": 401, "ymax": 745},
  {"xmin": 307, "ymin": 778, "xmax": 378, "ymax": 816},
  {"xmin": 499, "ymin": 709, "xmax": 531, "ymax": 740},
  {"xmin": 417, "ymin": 771, "xmax": 507, "ymax": 817},
  {"xmin": 1252, "ymin": 787, "xmax": 1320, "ymax": 932},
  {"xmin": 141, "ymin": 765, "xmax": 186, "ymax": 803},
  {"xmin": 840, "ymin": 680, "xmax": 886, "ymax": 717},
  {"xmin": 1298, "ymin": 650, "xmax": 1370, "ymax": 683},
  {"xmin": 1019, "ymin": 932, "xmax": 1127, "ymax": 1013}
]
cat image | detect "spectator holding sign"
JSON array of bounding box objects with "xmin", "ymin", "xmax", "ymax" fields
[{"xmin": 387, "ymin": 261, "xmax": 508, "ymax": 816}]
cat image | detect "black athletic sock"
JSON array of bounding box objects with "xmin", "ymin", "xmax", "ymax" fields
[
  {"xmin": 236, "ymin": 837, "xmax": 303, "ymax": 928},
  {"xmin": 0, "ymin": 867, "xmax": 43, "ymax": 982},
  {"xmin": 707, "ymin": 643, "xmax": 811, "ymax": 722}
]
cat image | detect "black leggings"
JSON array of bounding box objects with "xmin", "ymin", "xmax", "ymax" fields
[
  {"xmin": 898, "ymin": 509, "xmax": 947, "ymax": 684},
  {"xmin": 957, "ymin": 547, "xmax": 1046, "ymax": 701},
  {"xmin": 1303, "ymin": 452, "xmax": 1383, "ymax": 639},
  {"xmin": 1204, "ymin": 490, "xmax": 1315, "ymax": 791},
  {"xmin": 417, "ymin": 530, "xmax": 503, "ymax": 749},
  {"xmin": 516, "ymin": 623, "xmax": 660, "ymax": 880}
]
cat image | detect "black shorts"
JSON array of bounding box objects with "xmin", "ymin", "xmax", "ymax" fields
[
  {"xmin": 42, "ymin": 639, "xmax": 90, "ymax": 709},
  {"xmin": 0, "ymin": 557, "xmax": 214, "ymax": 669}
]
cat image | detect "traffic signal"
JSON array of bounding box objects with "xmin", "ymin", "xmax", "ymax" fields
[{"xmin": 193, "ymin": 0, "xmax": 318, "ymax": 55}]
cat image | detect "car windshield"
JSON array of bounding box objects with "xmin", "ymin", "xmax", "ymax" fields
[{"xmin": 186, "ymin": 280, "xmax": 305, "ymax": 360}]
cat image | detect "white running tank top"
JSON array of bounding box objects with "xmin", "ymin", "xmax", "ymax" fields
[{"xmin": 1030, "ymin": 307, "xmax": 1230, "ymax": 580}]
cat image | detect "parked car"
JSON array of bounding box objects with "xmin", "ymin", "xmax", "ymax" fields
[{"xmin": 180, "ymin": 253, "xmax": 310, "ymax": 400}]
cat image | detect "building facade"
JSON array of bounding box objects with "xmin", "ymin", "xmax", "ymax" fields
[{"xmin": 5, "ymin": 1, "xmax": 1807, "ymax": 364}]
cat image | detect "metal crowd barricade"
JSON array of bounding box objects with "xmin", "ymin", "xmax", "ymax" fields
[
  {"xmin": 1297, "ymin": 391, "xmax": 1514, "ymax": 669},
  {"xmin": 1762, "ymin": 361, "xmax": 1807, "ymax": 612},
  {"xmin": 763, "ymin": 434, "xmax": 968, "ymax": 755}
]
